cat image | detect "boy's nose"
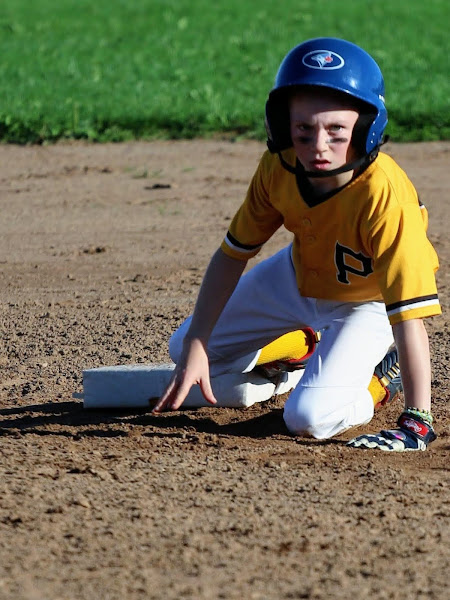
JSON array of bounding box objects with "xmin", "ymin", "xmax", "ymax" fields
[{"xmin": 313, "ymin": 129, "xmax": 329, "ymax": 153}]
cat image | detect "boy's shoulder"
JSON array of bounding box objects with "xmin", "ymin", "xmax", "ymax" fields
[
  {"xmin": 259, "ymin": 147, "xmax": 291, "ymax": 169},
  {"xmin": 374, "ymin": 151, "xmax": 407, "ymax": 176},
  {"xmin": 258, "ymin": 148, "xmax": 298, "ymax": 182},
  {"xmin": 367, "ymin": 151, "xmax": 411, "ymax": 185},
  {"xmin": 358, "ymin": 151, "xmax": 418, "ymax": 204}
]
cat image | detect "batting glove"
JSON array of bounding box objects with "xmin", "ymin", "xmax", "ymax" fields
[{"xmin": 347, "ymin": 412, "xmax": 437, "ymax": 452}]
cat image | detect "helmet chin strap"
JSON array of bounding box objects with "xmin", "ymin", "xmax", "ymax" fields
[
  {"xmin": 268, "ymin": 136, "xmax": 388, "ymax": 179},
  {"xmin": 274, "ymin": 149, "xmax": 376, "ymax": 178}
]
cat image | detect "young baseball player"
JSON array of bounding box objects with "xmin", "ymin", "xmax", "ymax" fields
[{"xmin": 153, "ymin": 38, "xmax": 441, "ymax": 452}]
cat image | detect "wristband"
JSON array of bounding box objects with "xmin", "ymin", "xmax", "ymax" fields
[
  {"xmin": 397, "ymin": 411, "xmax": 437, "ymax": 445},
  {"xmin": 405, "ymin": 407, "xmax": 433, "ymax": 424}
]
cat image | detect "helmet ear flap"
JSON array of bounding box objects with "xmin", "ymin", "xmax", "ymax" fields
[
  {"xmin": 351, "ymin": 105, "xmax": 388, "ymax": 155},
  {"xmin": 265, "ymin": 93, "xmax": 292, "ymax": 153},
  {"xmin": 351, "ymin": 112, "xmax": 376, "ymax": 156},
  {"xmin": 365, "ymin": 107, "xmax": 388, "ymax": 153}
]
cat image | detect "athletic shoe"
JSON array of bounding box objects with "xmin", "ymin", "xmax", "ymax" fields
[{"xmin": 373, "ymin": 348, "xmax": 403, "ymax": 410}]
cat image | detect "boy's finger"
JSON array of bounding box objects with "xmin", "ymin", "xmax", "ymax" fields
[
  {"xmin": 168, "ymin": 379, "xmax": 196, "ymax": 411},
  {"xmin": 152, "ymin": 372, "xmax": 216, "ymax": 412},
  {"xmin": 152, "ymin": 378, "xmax": 178, "ymax": 413},
  {"xmin": 199, "ymin": 378, "xmax": 217, "ymax": 406}
]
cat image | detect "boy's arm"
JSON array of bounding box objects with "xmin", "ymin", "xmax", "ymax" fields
[
  {"xmin": 348, "ymin": 318, "xmax": 437, "ymax": 451},
  {"xmin": 152, "ymin": 248, "xmax": 248, "ymax": 413},
  {"xmin": 392, "ymin": 319, "xmax": 431, "ymax": 411}
]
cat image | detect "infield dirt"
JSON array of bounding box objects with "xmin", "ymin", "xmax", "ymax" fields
[{"xmin": 0, "ymin": 140, "xmax": 449, "ymax": 600}]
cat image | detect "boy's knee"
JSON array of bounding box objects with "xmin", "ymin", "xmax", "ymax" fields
[
  {"xmin": 283, "ymin": 394, "xmax": 328, "ymax": 439},
  {"xmin": 283, "ymin": 385, "xmax": 374, "ymax": 440}
]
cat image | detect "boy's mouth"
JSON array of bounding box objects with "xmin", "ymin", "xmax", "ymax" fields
[{"xmin": 310, "ymin": 159, "xmax": 331, "ymax": 170}]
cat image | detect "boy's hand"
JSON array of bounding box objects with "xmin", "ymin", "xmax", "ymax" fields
[
  {"xmin": 152, "ymin": 338, "xmax": 217, "ymax": 413},
  {"xmin": 347, "ymin": 412, "xmax": 437, "ymax": 452}
]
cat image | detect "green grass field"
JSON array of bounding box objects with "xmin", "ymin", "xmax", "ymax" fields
[{"xmin": 0, "ymin": 0, "xmax": 448, "ymax": 143}]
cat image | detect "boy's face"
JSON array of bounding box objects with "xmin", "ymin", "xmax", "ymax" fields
[{"xmin": 289, "ymin": 90, "xmax": 359, "ymax": 177}]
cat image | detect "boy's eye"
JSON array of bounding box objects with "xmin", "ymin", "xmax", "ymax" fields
[{"xmin": 294, "ymin": 124, "xmax": 310, "ymax": 132}]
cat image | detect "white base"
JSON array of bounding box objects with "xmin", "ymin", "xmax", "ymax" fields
[{"xmin": 80, "ymin": 363, "xmax": 303, "ymax": 409}]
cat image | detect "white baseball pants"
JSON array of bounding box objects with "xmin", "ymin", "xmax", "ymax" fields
[{"xmin": 169, "ymin": 245, "xmax": 394, "ymax": 439}]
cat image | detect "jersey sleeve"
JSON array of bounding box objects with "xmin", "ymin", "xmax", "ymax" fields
[
  {"xmin": 220, "ymin": 151, "xmax": 284, "ymax": 260},
  {"xmin": 370, "ymin": 203, "xmax": 441, "ymax": 325}
]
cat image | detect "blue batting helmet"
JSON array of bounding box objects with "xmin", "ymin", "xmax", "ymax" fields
[{"xmin": 266, "ymin": 38, "xmax": 388, "ymax": 156}]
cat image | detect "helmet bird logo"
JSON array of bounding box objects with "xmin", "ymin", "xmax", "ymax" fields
[{"xmin": 302, "ymin": 50, "xmax": 345, "ymax": 70}]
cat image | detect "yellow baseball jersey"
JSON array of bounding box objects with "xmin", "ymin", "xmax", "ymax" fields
[{"xmin": 221, "ymin": 150, "xmax": 441, "ymax": 325}]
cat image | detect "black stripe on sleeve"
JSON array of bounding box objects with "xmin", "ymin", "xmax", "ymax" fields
[
  {"xmin": 386, "ymin": 294, "xmax": 439, "ymax": 312},
  {"xmin": 226, "ymin": 231, "xmax": 262, "ymax": 251}
]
